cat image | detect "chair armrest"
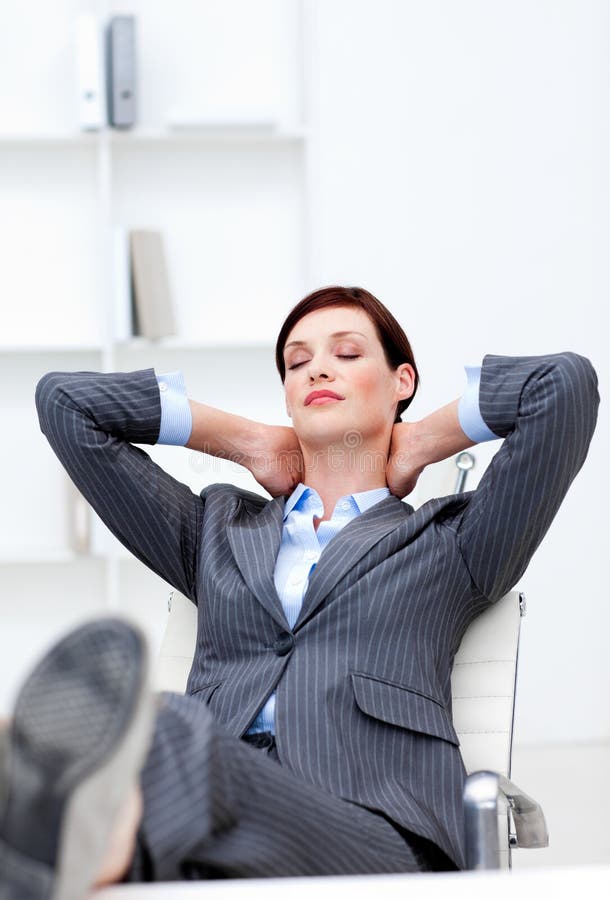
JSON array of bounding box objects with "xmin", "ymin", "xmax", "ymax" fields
[{"xmin": 463, "ymin": 770, "xmax": 549, "ymax": 869}]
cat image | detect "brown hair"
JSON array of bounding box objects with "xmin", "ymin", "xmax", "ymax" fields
[{"xmin": 275, "ymin": 286, "xmax": 419, "ymax": 421}]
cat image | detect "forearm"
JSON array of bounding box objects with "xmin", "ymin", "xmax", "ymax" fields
[
  {"xmin": 185, "ymin": 399, "xmax": 266, "ymax": 465},
  {"xmin": 409, "ymin": 399, "xmax": 476, "ymax": 470},
  {"xmin": 158, "ymin": 371, "xmax": 301, "ymax": 496}
]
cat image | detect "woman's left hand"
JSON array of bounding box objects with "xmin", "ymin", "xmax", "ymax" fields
[
  {"xmin": 387, "ymin": 401, "xmax": 476, "ymax": 499},
  {"xmin": 386, "ymin": 422, "xmax": 425, "ymax": 499}
]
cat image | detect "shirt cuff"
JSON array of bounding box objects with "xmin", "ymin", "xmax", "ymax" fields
[
  {"xmin": 155, "ymin": 370, "xmax": 193, "ymax": 446},
  {"xmin": 458, "ymin": 365, "xmax": 500, "ymax": 443}
]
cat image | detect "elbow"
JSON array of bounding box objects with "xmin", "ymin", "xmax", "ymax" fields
[
  {"xmin": 35, "ymin": 371, "xmax": 69, "ymax": 432},
  {"xmin": 552, "ymin": 353, "xmax": 600, "ymax": 446},
  {"xmin": 558, "ymin": 351, "xmax": 598, "ymax": 384},
  {"xmin": 556, "ymin": 351, "xmax": 599, "ymax": 409}
]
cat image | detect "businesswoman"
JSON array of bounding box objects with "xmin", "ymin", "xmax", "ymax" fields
[{"xmin": 1, "ymin": 286, "xmax": 599, "ymax": 898}]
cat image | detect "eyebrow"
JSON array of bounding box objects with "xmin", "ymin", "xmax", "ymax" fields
[{"xmin": 284, "ymin": 331, "xmax": 367, "ymax": 351}]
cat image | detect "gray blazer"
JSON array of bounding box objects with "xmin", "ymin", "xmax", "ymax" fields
[{"xmin": 35, "ymin": 352, "xmax": 599, "ymax": 869}]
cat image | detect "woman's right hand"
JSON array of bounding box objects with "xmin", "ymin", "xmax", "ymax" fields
[
  {"xmin": 187, "ymin": 401, "xmax": 303, "ymax": 497},
  {"xmin": 247, "ymin": 423, "xmax": 303, "ymax": 498}
]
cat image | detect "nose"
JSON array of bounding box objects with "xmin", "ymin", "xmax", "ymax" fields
[{"xmin": 307, "ymin": 356, "xmax": 334, "ymax": 382}]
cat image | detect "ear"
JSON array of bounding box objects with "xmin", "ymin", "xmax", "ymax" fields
[{"xmin": 395, "ymin": 363, "xmax": 415, "ymax": 402}]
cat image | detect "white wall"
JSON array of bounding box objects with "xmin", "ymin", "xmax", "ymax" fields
[{"xmin": 304, "ymin": 0, "xmax": 609, "ymax": 745}]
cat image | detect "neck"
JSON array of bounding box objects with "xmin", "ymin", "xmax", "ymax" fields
[{"xmin": 299, "ymin": 437, "xmax": 389, "ymax": 522}]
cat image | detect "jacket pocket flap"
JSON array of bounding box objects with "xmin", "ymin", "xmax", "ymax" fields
[
  {"xmin": 350, "ymin": 673, "xmax": 459, "ymax": 746},
  {"xmin": 190, "ymin": 680, "xmax": 222, "ymax": 702}
]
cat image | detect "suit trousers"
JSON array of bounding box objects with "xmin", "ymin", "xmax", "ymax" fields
[{"xmin": 124, "ymin": 692, "xmax": 438, "ymax": 882}]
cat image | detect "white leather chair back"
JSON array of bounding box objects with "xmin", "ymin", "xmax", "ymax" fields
[
  {"xmin": 155, "ymin": 590, "xmax": 198, "ymax": 695},
  {"xmin": 451, "ymin": 591, "xmax": 522, "ymax": 778},
  {"xmin": 156, "ymin": 589, "xmax": 523, "ymax": 780}
]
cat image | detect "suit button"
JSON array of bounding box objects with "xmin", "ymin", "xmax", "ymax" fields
[{"xmin": 273, "ymin": 631, "xmax": 294, "ymax": 656}]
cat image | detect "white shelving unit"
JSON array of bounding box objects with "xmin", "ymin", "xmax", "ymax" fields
[{"xmin": 0, "ymin": 0, "xmax": 312, "ymax": 684}]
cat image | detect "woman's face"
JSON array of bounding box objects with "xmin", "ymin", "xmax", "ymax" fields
[{"xmin": 282, "ymin": 305, "xmax": 414, "ymax": 448}]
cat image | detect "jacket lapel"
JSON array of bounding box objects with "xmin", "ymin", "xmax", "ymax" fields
[
  {"xmin": 226, "ymin": 495, "xmax": 289, "ymax": 629},
  {"xmin": 226, "ymin": 489, "xmax": 469, "ymax": 633},
  {"xmin": 294, "ymin": 494, "xmax": 413, "ymax": 629}
]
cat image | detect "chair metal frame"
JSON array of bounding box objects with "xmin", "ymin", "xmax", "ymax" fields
[{"xmin": 464, "ymin": 769, "xmax": 549, "ymax": 869}]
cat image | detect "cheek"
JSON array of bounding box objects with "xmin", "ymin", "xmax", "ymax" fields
[
  {"xmin": 352, "ymin": 368, "xmax": 390, "ymax": 403},
  {"xmin": 284, "ymin": 382, "xmax": 298, "ymax": 414}
]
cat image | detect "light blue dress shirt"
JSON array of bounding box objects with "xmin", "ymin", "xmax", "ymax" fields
[
  {"xmin": 155, "ymin": 370, "xmax": 193, "ymax": 445},
  {"xmin": 154, "ymin": 366, "xmax": 499, "ymax": 733},
  {"xmin": 458, "ymin": 366, "xmax": 499, "ymax": 442}
]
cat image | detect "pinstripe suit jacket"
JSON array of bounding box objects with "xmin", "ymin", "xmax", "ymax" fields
[{"xmin": 35, "ymin": 352, "xmax": 598, "ymax": 869}]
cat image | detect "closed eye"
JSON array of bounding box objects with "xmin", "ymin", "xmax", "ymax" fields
[{"xmin": 287, "ymin": 354, "xmax": 360, "ymax": 371}]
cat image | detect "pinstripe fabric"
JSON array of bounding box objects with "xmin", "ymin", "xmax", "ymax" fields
[
  {"xmin": 35, "ymin": 369, "xmax": 202, "ymax": 601},
  {"xmin": 126, "ymin": 692, "xmax": 430, "ymax": 881},
  {"xmin": 35, "ymin": 352, "xmax": 599, "ymax": 873}
]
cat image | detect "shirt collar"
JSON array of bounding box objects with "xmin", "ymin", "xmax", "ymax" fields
[
  {"xmin": 282, "ymin": 483, "xmax": 312, "ymax": 519},
  {"xmin": 351, "ymin": 486, "xmax": 391, "ymax": 514},
  {"xmin": 283, "ymin": 483, "xmax": 390, "ymax": 521}
]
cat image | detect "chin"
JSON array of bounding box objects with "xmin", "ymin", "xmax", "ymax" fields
[
  {"xmin": 302, "ymin": 419, "xmax": 370, "ymax": 447},
  {"xmin": 295, "ymin": 419, "xmax": 348, "ymax": 446}
]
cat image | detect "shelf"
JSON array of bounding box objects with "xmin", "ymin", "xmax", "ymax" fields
[
  {"xmin": 0, "ymin": 339, "xmax": 276, "ymax": 360},
  {"xmin": 116, "ymin": 337, "xmax": 274, "ymax": 351},
  {"xmin": 0, "ymin": 344, "xmax": 103, "ymax": 354},
  {"xmin": 0, "ymin": 133, "xmax": 100, "ymax": 146},
  {"xmin": 0, "ymin": 341, "xmax": 275, "ymax": 356},
  {"xmin": 0, "ymin": 550, "xmax": 102, "ymax": 565},
  {"xmin": 111, "ymin": 125, "xmax": 308, "ymax": 144},
  {"xmin": 0, "ymin": 126, "xmax": 307, "ymax": 147}
]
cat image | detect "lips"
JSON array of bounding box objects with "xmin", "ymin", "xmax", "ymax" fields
[{"xmin": 304, "ymin": 390, "xmax": 345, "ymax": 406}]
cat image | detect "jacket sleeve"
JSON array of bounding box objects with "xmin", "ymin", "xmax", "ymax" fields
[
  {"xmin": 35, "ymin": 368, "xmax": 203, "ymax": 602},
  {"xmin": 455, "ymin": 352, "xmax": 599, "ymax": 602}
]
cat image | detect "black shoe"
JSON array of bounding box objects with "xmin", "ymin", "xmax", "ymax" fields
[{"xmin": 0, "ymin": 618, "xmax": 155, "ymax": 900}]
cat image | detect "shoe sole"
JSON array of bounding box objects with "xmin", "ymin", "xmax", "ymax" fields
[{"xmin": 0, "ymin": 618, "xmax": 155, "ymax": 900}]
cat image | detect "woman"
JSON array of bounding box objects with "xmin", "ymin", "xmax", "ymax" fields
[{"xmin": 1, "ymin": 286, "xmax": 599, "ymax": 896}]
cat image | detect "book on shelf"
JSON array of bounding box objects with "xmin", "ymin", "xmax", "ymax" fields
[
  {"xmin": 75, "ymin": 13, "xmax": 137, "ymax": 130},
  {"xmin": 130, "ymin": 230, "xmax": 176, "ymax": 340},
  {"xmin": 112, "ymin": 225, "xmax": 135, "ymax": 341},
  {"xmin": 105, "ymin": 16, "xmax": 137, "ymax": 129},
  {"xmin": 75, "ymin": 13, "xmax": 106, "ymax": 130}
]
